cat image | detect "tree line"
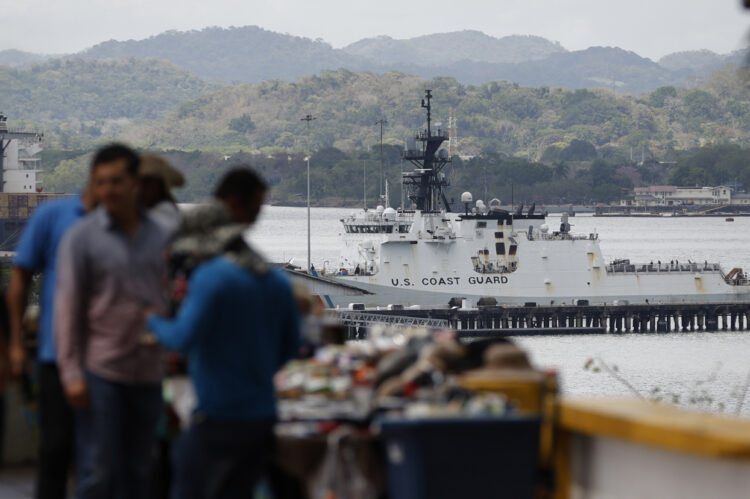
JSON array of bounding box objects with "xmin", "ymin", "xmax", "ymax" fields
[{"xmin": 39, "ymin": 143, "xmax": 750, "ymax": 206}]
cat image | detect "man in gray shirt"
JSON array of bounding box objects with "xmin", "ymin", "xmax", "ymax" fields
[{"xmin": 55, "ymin": 144, "xmax": 170, "ymax": 498}]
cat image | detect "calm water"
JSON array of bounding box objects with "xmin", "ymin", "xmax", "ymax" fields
[{"xmin": 248, "ymin": 207, "xmax": 750, "ymax": 416}]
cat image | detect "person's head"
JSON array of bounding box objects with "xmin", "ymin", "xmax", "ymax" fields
[
  {"xmin": 138, "ymin": 154, "xmax": 185, "ymax": 208},
  {"xmin": 213, "ymin": 167, "xmax": 267, "ymax": 225},
  {"xmin": 90, "ymin": 143, "xmax": 140, "ymax": 219}
]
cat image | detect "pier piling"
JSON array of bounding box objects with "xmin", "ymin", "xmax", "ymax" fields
[{"xmin": 346, "ymin": 302, "xmax": 750, "ymax": 339}]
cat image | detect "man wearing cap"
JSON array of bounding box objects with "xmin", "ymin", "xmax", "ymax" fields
[{"xmin": 138, "ymin": 154, "xmax": 184, "ymax": 233}]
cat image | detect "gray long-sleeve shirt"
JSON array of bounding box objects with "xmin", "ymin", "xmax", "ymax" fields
[{"xmin": 55, "ymin": 207, "xmax": 170, "ymax": 385}]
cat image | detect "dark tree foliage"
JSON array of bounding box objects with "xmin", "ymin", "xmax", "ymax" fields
[
  {"xmin": 648, "ymin": 86, "xmax": 677, "ymax": 107},
  {"xmin": 684, "ymin": 90, "xmax": 720, "ymax": 121},
  {"xmin": 670, "ymin": 144, "xmax": 750, "ymax": 189},
  {"xmin": 560, "ymin": 89, "xmax": 623, "ymax": 127},
  {"xmin": 228, "ymin": 114, "xmax": 256, "ymax": 134},
  {"xmin": 560, "ymin": 139, "xmax": 597, "ymax": 161}
]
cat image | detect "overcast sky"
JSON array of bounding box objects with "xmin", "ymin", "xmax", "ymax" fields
[{"xmin": 1, "ymin": 0, "xmax": 749, "ymax": 61}]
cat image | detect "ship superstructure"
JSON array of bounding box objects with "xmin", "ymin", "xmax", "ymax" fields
[
  {"xmin": 0, "ymin": 113, "xmax": 65, "ymax": 249},
  {"xmin": 323, "ymin": 91, "xmax": 750, "ymax": 308},
  {"xmin": 0, "ymin": 112, "xmax": 43, "ymax": 193}
]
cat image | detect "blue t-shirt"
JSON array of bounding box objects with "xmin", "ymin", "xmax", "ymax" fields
[
  {"xmin": 148, "ymin": 258, "xmax": 300, "ymax": 421},
  {"xmin": 14, "ymin": 195, "xmax": 86, "ymax": 362}
]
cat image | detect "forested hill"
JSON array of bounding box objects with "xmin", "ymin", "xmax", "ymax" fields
[
  {"xmin": 3, "ymin": 54, "xmax": 747, "ymax": 159},
  {"xmin": 0, "ymin": 58, "xmax": 217, "ymax": 148},
  {"xmin": 56, "ymin": 26, "xmax": 746, "ymax": 93},
  {"xmin": 402, "ymin": 47, "xmax": 675, "ymax": 91},
  {"xmin": 0, "ymin": 49, "xmax": 54, "ymax": 67},
  {"xmin": 0, "ymin": 57, "xmax": 215, "ymax": 121},
  {"xmin": 32, "ymin": 64, "xmax": 750, "ymax": 205},
  {"xmin": 659, "ymin": 49, "xmax": 746, "ymax": 74},
  {"xmin": 80, "ymin": 26, "xmax": 368, "ymax": 82},
  {"xmin": 119, "ymin": 65, "xmax": 750, "ymax": 160},
  {"xmin": 341, "ymin": 32, "xmax": 565, "ymax": 65}
]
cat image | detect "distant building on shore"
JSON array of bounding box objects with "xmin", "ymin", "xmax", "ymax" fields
[{"xmin": 620, "ymin": 185, "xmax": 750, "ymax": 207}]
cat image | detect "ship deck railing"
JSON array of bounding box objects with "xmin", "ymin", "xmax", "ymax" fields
[
  {"xmin": 327, "ymin": 310, "xmax": 450, "ymax": 330},
  {"xmin": 328, "ymin": 267, "xmax": 375, "ymax": 277},
  {"xmin": 342, "ymin": 213, "xmax": 415, "ymax": 222},
  {"xmin": 537, "ymin": 232, "xmax": 593, "ymax": 241},
  {"xmin": 605, "ymin": 262, "xmax": 723, "ymax": 274}
]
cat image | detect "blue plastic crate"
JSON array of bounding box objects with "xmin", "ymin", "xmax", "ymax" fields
[{"xmin": 380, "ymin": 416, "xmax": 541, "ymax": 499}]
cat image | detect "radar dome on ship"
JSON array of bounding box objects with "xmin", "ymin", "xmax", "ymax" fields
[
  {"xmin": 489, "ymin": 198, "xmax": 502, "ymax": 212},
  {"xmin": 383, "ymin": 207, "xmax": 397, "ymax": 221},
  {"xmin": 461, "ymin": 192, "xmax": 473, "ymax": 203},
  {"xmin": 376, "ymin": 205, "xmax": 384, "ymax": 214}
]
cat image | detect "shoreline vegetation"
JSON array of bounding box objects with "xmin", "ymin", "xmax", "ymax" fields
[{"xmin": 39, "ymin": 140, "xmax": 750, "ymax": 207}]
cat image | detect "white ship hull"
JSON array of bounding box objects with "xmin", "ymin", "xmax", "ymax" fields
[{"xmin": 326, "ymin": 212, "xmax": 750, "ymax": 308}]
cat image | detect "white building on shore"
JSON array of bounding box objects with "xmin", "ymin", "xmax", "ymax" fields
[{"xmin": 621, "ymin": 185, "xmax": 750, "ymax": 207}]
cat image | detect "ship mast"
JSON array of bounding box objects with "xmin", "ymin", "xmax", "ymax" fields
[{"xmin": 401, "ymin": 90, "xmax": 451, "ymax": 212}]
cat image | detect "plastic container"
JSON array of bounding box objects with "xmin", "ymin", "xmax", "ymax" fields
[{"xmin": 379, "ymin": 416, "xmax": 540, "ymax": 499}]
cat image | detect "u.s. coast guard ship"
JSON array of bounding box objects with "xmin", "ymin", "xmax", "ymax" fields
[{"xmin": 324, "ymin": 91, "xmax": 750, "ymax": 308}]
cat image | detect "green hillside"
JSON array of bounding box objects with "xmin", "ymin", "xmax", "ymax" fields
[
  {"xmin": 342, "ymin": 31, "xmax": 565, "ymax": 66},
  {"xmin": 80, "ymin": 26, "xmax": 366, "ymax": 83},
  {"xmin": 0, "ymin": 57, "xmax": 217, "ymax": 147},
  {"xmin": 119, "ymin": 65, "xmax": 750, "ymax": 160},
  {"xmin": 35, "ymin": 64, "xmax": 750, "ymax": 206}
]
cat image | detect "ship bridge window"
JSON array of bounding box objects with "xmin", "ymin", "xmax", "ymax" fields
[
  {"xmin": 496, "ymin": 242, "xmax": 506, "ymax": 255},
  {"xmin": 399, "ymin": 225, "xmax": 409, "ymax": 233},
  {"xmin": 477, "ymin": 221, "xmax": 487, "ymax": 228},
  {"xmin": 495, "ymin": 231, "xmax": 504, "ymax": 239},
  {"xmin": 509, "ymin": 245, "xmax": 517, "ymax": 256}
]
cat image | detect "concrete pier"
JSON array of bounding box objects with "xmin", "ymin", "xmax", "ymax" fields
[{"xmin": 344, "ymin": 302, "xmax": 750, "ymax": 338}]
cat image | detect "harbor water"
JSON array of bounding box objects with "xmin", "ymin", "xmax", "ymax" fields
[{"xmin": 248, "ymin": 207, "xmax": 750, "ymax": 417}]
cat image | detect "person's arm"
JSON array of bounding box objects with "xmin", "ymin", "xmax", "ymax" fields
[
  {"xmin": 277, "ymin": 274, "xmax": 301, "ymax": 369},
  {"xmin": 0, "ymin": 332, "xmax": 8, "ymax": 395},
  {"xmin": 6, "ymin": 268, "xmax": 33, "ymax": 377},
  {"xmin": 148, "ymin": 264, "xmax": 218, "ymax": 352},
  {"xmin": 54, "ymin": 229, "xmax": 89, "ymax": 408},
  {"xmin": 7, "ymin": 206, "xmax": 49, "ymax": 377}
]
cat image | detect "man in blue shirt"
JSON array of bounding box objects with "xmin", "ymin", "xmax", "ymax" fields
[
  {"xmin": 7, "ymin": 177, "xmax": 95, "ymax": 498},
  {"xmin": 147, "ymin": 168, "xmax": 300, "ymax": 499}
]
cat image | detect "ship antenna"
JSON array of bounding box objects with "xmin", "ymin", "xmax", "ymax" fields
[{"xmin": 422, "ymin": 89, "xmax": 432, "ymax": 137}]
